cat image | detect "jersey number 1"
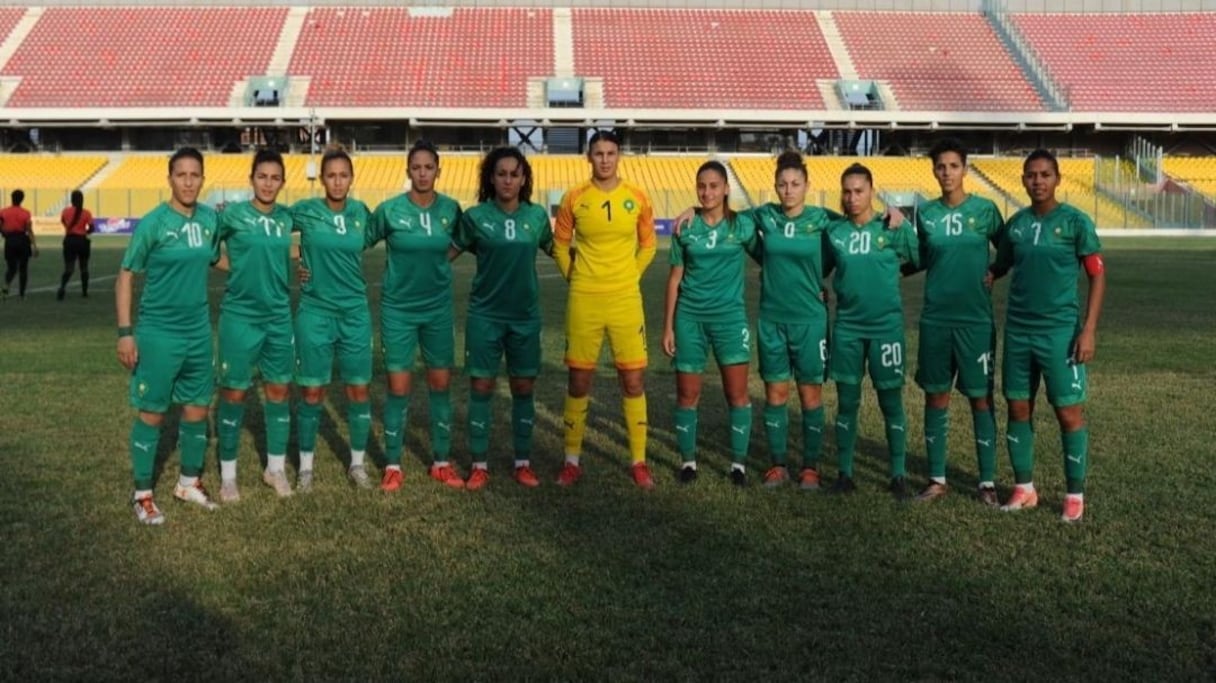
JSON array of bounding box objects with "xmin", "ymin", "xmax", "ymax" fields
[{"xmin": 601, "ymin": 200, "xmax": 611, "ymax": 222}]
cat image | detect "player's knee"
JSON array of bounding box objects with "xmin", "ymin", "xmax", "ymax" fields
[
  {"xmin": 508, "ymin": 377, "xmax": 535, "ymax": 396},
  {"xmin": 1007, "ymin": 400, "xmax": 1032, "ymax": 422},
  {"xmin": 470, "ymin": 377, "xmax": 495, "ymax": 396},
  {"xmin": 220, "ymin": 388, "xmax": 246, "ymax": 404},
  {"xmin": 181, "ymin": 405, "xmax": 209, "ymax": 422},
  {"xmin": 425, "ymin": 369, "xmax": 450, "ymax": 393},
  {"xmin": 345, "ymin": 384, "xmax": 370, "ymax": 402},
  {"xmin": 877, "ymin": 389, "xmax": 904, "ymax": 418},
  {"xmin": 137, "ymin": 411, "xmax": 165, "ymax": 428},
  {"xmin": 301, "ymin": 387, "xmax": 326, "ymax": 404},
  {"xmin": 568, "ymin": 368, "xmax": 594, "ymax": 398},
  {"xmin": 969, "ymin": 396, "xmax": 992, "ymax": 413},
  {"xmin": 264, "ymin": 383, "xmax": 290, "ymax": 402},
  {"xmin": 617, "ymin": 369, "xmax": 644, "ymax": 398},
  {"xmin": 387, "ymin": 371, "xmax": 412, "ymax": 396},
  {"xmin": 926, "ymin": 392, "xmax": 951, "ymax": 409},
  {"xmin": 765, "ymin": 382, "xmax": 791, "ymax": 406},
  {"xmin": 1056, "ymin": 405, "xmax": 1085, "ymax": 431}
]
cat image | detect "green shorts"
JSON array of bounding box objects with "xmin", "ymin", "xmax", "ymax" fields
[
  {"xmin": 673, "ymin": 315, "xmax": 751, "ymax": 374},
  {"xmin": 464, "ymin": 314, "xmax": 541, "ymax": 379},
  {"xmin": 829, "ymin": 328, "xmax": 906, "ymax": 389},
  {"xmin": 758, "ymin": 318, "xmax": 828, "ymax": 384},
  {"xmin": 129, "ymin": 326, "xmax": 214, "ymax": 412},
  {"xmin": 294, "ymin": 306, "xmax": 373, "ymax": 387},
  {"xmin": 382, "ymin": 305, "xmax": 455, "ymax": 373},
  {"xmin": 217, "ymin": 311, "xmax": 295, "ymax": 390},
  {"xmin": 914, "ymin": 322, "xmax": 996, "ymax": 398},
  {"xmin": 1002, "ymin": 327, "xmax": 1087, "ymax": 407}
]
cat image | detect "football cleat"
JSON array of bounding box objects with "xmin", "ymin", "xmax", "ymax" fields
[
  {"xmin": 630, "ymin": 462, "xmax": 655, "ymax": 490},
  {"xmin": 173, "ymin": 480, "xmax": 219, "ymax": 511},
  {"xmin": 914, "ymin": 482, "xmax": 949, "ymax": 503},
  {"xmin": 219, "ymin": 479, "xmax": 241, "ymax": 503},
  {"xmin": 978, "ymin": 485, "xmax": 999, "ymax": 508},
  {"xmin": 262, "ymin": 469, "xmax": 294, "ymax": 497},
  {"xmin": 555, "ymin": 462, "xmax": 583, "ymax": 487},
  {"xmin": 513, "ymin": 465, "xmax": 540, "ymax": 488},
  {"xmin": 1061, "ymin": 495, "xmax": 1085, "ymax": 522},
  {"xmin": 380, "ymin": 468, "xmax": 404, "ymax": 493},
  {"xmin": 828, "ymin": 476, "xmax": 856, "ymax": 495},
  {"xmin": 429, "ymin": 464, "xmax": 465, "ymax": 489},
  {"xmin": 798, "ymin": 467, "xmax": 821, "ymax": 491},
  {"xmin": 466, "ymin": 468, "xmax": 490, "ymax": 491},
  {"xmin": 1000, "ymin": 486, "xmax": 1039, "ymax": 512},
  {"xmin": 677, "ymin": 465, "xmax": 698, "ymax": 485},
  {"xmin": 762, "ymin": 466, "xmax": 790, "ymax": 488},
  {"xmin": 132, "ymin": 494, "xmax": 165, "ymax": 525},
  {"xmin": 348, "ymin": 465, "xmax": 372, "ymax": 490},
  {"xmin": 296, "ymin": 470, "xmax": 314, "ymax": 493}
]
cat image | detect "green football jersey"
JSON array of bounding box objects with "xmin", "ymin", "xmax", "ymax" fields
[
  {"xmin": 915, "ymin": 194, "xmax": 1004, "ymax": 327},
  {"xmin": 749, "ymin": 203, "xmax": 839, "ymax": 322},
  {"xmin": 292, "ymin": 197, "xmax": 372, "ymax": 316},
  {"xmin": 218, "ymin": 201, "xmax": 293, "ymax": 322},
  {"xmin": 825, "ymin": 215, "xmax": 919, "ymax": 336},
  {"xmin": 453, "ymin": 201, "xmax": 554, "ymax": 322},
  {"xmin": 669, "ymin": 212, "xmax": 758, "ymax": 323},
  {"xmin": 995, "ymin": 202, "xmax": 1101, "ymax": 332},
  {"xmin": 120, "ymin": 202, "xmax": 219, "ymax": 333},
  {"xmin": 366, "ymin": 192, "xmax": 462, "ymax": 316}
]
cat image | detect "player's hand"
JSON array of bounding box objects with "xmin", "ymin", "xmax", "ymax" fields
[
  {"xmin": 672, "ymin": 207, "xmax": 697, "ymax": 236},
  {"xmin": 983, "ymin": 270, "xmax": 995, "ymax": 290},
  {"xmin": 117, "ymin": 335, "xmax": 138, "ymax": 370},
  {"xmin": 662, "ymin": 328, "xmax": 676, "ymax": 357},
  {"xmin": 884, "ymin": 207, "xmax": 905, "ymax": 229},
  {"xmin": 1073, "ymin": 328, "xmax": 1096, "ymax": 364},
  {"xmin": 298, "ymin": 264, "xmax": 312, "ymax": 284}
]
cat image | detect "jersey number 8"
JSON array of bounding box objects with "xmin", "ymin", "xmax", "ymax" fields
[{"xmin": 504, "ymin": 219, "xmax": 516, "ymax": 240}]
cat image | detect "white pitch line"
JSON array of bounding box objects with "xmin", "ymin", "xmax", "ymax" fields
[{"xmin": 27, "ymin": 274, "xmax": 117, "ymax": 294}]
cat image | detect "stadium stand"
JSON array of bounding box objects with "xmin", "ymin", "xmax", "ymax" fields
[
  {"xmin": 2, "ymin": 8, "xmax": 286, "ymax": 107},
  {"xmin": 834, "ymin": 12, "xmax": 1044, "ymax": 112},
  {"xmin": 290, "ymin": 8, "xmax": 552, "ymax": 107},
  {"xmin": 1163, "ymin": 157, "xmax": 1216, "ymax": 199},
  {"xmin": 970, "ymin": 158, "xmax": 1148, "ymax": 227},
  {"xmin": 1013, "ymin": 13, "xmax": 1216, "ymax": 112},
  {"xmin": 0, "ymin": 8, "xmax": 25, "ymax": 46},
  {"xmin": 572, "ymin": 9, "xmax": 836, "ymax": 109},
  {"xmin": 0, "ymin": 154, "xmax": 107, "ymax": 214}
]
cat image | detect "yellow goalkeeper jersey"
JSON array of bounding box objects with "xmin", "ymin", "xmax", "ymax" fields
[{"xmin": 554, "ymin": 178, "xmax": 657, "ymax": 295}]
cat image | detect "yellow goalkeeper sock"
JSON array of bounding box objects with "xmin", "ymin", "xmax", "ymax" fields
[
  {"xmin": 623, "ymin": 394, "xmax": 648, "ymax": 464},
  {"xmin": 562, "ymin": 394, "xmax": 590, "ymax": 458}
]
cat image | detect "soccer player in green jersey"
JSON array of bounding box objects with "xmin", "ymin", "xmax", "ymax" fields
[
  {"xmin": 823, "ymin": 163, "xmax": 920, "ymax": 498},
  {"xmin": 451, "ymin": 147, "xmax": 555, "ymax": 491},
  {"xmin": 365, "ymin": 141, "xmax": 463, "ymax": 492},
  {"xmin": 213, "ymin": 149, "xmax": 296, "ymax": 502},
  {"xmin": 292, "ymin": 148, "xmax": 375, "ymax": 491},
  {"xmin": 910, "ymin": 139, "xmax": 1005, "ymax": 506},
  {"xmin": 662, "ymin": 161, "xmax": 758, "ymax": 486},
  {"xmin": 116, "ymin": 148, "xmax": 220, "ymax": 524},
  {"xmin": 989, "ymin": 149, "xmax": 1106, "ymax": 522}
]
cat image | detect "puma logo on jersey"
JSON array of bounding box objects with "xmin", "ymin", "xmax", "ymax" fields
[
  {"xmin": 481, "ymin": 223, "xmax": 496, "ymax": 231},
  {"xmin": 832, "ymin": 239, "xmax": 846, "ymax": 248},
  {"xmin": 399, "ymin": 217, "xmax": 413, "ymax": 227}
]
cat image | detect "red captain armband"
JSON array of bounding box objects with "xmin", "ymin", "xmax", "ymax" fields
[{"xmin": 1082, "ymin": 253, "xmax": 1105, "ymax": 276}]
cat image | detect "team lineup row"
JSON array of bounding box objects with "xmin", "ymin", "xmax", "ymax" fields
[{"xmin": 114, "ymin": 132, "xmax": 1105, "ymax": 526}]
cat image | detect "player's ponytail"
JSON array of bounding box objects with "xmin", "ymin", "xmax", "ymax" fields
[
  {"xmin": 68, "ymin": 190, "xmax": 83, "ymax": 233},
  {"xmin": 408, "ymin": 139, "xmax": 440, "ymax": 167}
]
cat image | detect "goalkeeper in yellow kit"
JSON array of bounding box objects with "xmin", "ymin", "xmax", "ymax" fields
[{"xmin": 553, "ymin": 130, "xmax": 658, "ymax": 489}]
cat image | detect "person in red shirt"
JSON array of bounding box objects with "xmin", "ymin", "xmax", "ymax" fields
[
  {"xmin": 1, "ymin": 189, "xmax": 37, "ymax": 300},
  {"xmin": 57, "ymin": 190, "xmax": 94, "ymax": 300}
]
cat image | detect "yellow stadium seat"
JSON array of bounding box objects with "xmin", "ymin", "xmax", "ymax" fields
[{"xmin": 0, "ymin": 155, "xmax": 107, "ymax": 215}]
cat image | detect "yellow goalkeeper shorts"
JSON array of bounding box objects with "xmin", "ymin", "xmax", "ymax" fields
[{"xmin": 564, "ymin": 290, "xmax": 648, "ymax": 371}]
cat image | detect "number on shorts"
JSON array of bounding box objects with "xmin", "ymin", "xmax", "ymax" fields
[
  {"xmin": 183, "ymin": 221, "xmax": 203, "ymax": 247},
  {"xmin": 945, "ymin": 213, "xmax": 963, "ymax": 236},
  {"xmin": 977, "ymin": 350, "xmax": 993, "ymax": 376},
  {"xmin": 819, "ymin": 339, "xmax": 828, "ymax": 362},
  {"xmin": 504, "ymin": 219, "xmax": 517, "ymax": 240},
  {"xmin": 334, "ymin": 215, "xmax": 347, "ymax": 235},
  {"xmin": 848, "ymin": 231, "xmax": 871, "ymax": 254},
  {"xmin": 741, "ymin": 326, "xmax": 750, "ymax": 351},
  {"xmin": 784, "ymin": 221, "xmax": 796, "ymax": 238},
  {"xmin": 881, "ymin": 342, "xmax": 902, "ymax": 368},
  {"xmin": 419, "ymin": 212, "xmax": 433, "ymax": 236}
]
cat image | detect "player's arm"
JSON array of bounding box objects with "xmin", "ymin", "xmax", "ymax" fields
[
  {"xmin": 1073, "ymin": 216, "xmax": 1105, "ymax": 363},
  {"xmin": 23, "ymin": 213, "xmax": 36, "ymax": 255},
  {"xmin": 635, "ymin": 193, "xmax": 658, "ymax": 278},
  {"xmin": 662, "ymin": 265, "xmax": 684, "ymax": 358},
  {"xmin": 448, "ymin": 212, "xmax": 475, "ymax": 261},
  {"xmin": 738, "ymin": 211, "xmax": 763, "ymax": 264},
  {"xmin": 537, "ymin": 211, "xmax": 557, "ymax": 260},
  {"xmin": 672, "ymin": 205, "xmax": 699, "ymax": 236},
  {"xmin": 901, "ymin": 211, "xmax": 928, "ymax": 276},
  {"xmin": 988, "ymin": 225, "xmax": 1013, "ymax": 282},
  {"xmin": 553, "ymin": 192, "xmax": 576, "ymax": 280}
]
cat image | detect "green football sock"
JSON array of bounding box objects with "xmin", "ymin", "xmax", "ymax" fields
[
  {"xmin": 429, "ymin": 390, "xmax": 452, "ymax": 460},
  {"xmin": 729, "ymin": 404, "xmax": 752, "ymax": 464},
  {"xmin": 383, "ymin": 393, "xmax": 409, "ymax": 466},
  {"xmin": 835, "ymin": 383, "xmax": 861, "ymax": 478},
  {"xmin": 468, "ymin": 391, "xmax": 492, "ymax": 463},
  {"xmin": 1007, "ymin": 419, "xmax": 1035, "ymax": 484},
  {"xmin": 264, "ymin": 399, "xmax": 291, "ymax": 460},
  {"xmin": 178, "ymin": 419, "xmax": 209, "ymax": 478},
  {"xmin": 972, "ymin": 405, "xmax": 998, "ymax": 483},
  {"xmin": 801, "ymin": 405, "xmax": 825, "ymax": 469},
  {"xmin": 297, "ymin": 401, "xmax": 323, "ymax": 455},
  {"xmin": 217, "ymin": 399, "xmax": 244, "ymax": 463},
  {"xmin": 129, "ymin": 418, "xmax": 162, "ymax": 491},
  {"xmin": 877, "ymin": 388, "xmax": 907, "ymax": 478},
  {"xmin": 347, "ymin": 400, "xmax": 371, "ymax": 454},
  {"xmin": 675, "ymin": 406, "xmax": 698, "ymax": 463},
  {"xmin": 924, "ymin": 405, "xmax": 949, "ymax": 480},
  {"xmin": 763, "ymin": 403, "xmax": 789, "ymax": 466},
  {"xmin": 511, "ymin": 393, "xmax": 535, "ymax": 460},
  {"xmin": 1062, "ymin": 427, "xmax": 1088, "ymax": 494}
]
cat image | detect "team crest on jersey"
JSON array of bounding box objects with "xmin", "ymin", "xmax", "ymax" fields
[
  {"xmin": 623, "ymin": 199, "xmax": 637, "ymax": 213},
  {"xmin": 1054, "ymin": 227, "xmax": 1062, "ymax": 236},
  {"xmin": 877, "ymin": 235, "xmax": 887, "ymax": 247},
  {"xmin": 968, "ymin": 217, "xmax": 976, "ymax": 226},
  {"xmin": 137, "ymin": 381, "xmax": 149, "ymax": 397}
]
